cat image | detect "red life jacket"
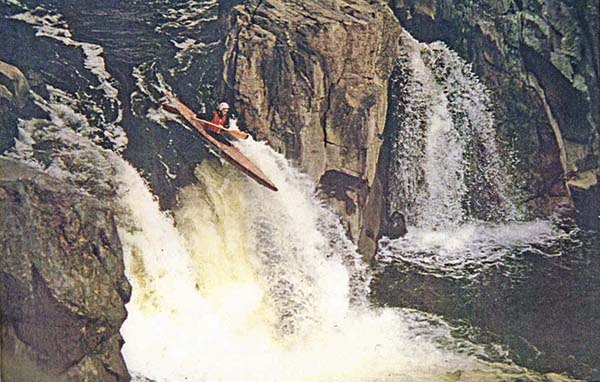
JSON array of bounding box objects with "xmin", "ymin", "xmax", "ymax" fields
[{"xmin": 211, "ymin": 111, "xmax": 228, "ymax": 127}]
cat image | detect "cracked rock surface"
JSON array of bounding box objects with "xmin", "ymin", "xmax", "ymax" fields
[
  {"xmin": 0, "ymin": 158, "xmax": 131, "ymax": 382},
  {"xmin": 223, "ymin": 0, "xmax": 401, "ymax": 255}
]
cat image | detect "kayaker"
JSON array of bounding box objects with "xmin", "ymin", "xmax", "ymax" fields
[{"xmin": 208, "ymin": 102, "xmax": 230, "ymax": 133}]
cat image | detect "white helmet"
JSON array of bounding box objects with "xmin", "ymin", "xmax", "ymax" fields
[{"xmin": 217, "ymin": 102, "xmax": 230, "ymax": 111}]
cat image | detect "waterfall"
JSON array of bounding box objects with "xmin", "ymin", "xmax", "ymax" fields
[
  {"xmin": 388, "ymin": 33, "xmax": 520, "ymax": 228},
  {"xmin": 379, "ymin": 33, "xmax": 556, "ymax": 278},
  {"xmin": 2, "ymin": 83, "xmax": 557, "ymax": 381},
  {"xmin": 116, "ymin": 136, "xmax": 539, "ymax": 382}
]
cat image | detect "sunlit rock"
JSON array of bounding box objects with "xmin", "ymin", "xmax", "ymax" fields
[
  {"xmin": 0, "ymin": 60, "xmax": 30, "ymax": 154},
  {"xmin": 223, "ymin": 0, "xmax": 401, "ymax": 257}
]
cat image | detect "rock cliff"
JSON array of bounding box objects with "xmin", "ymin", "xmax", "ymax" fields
[
  {"xmin": 389, "ymin": 0, "xmax": 600, "ymax": 228},
  {"xmin": 222, "ymin": 0, "xmax": 401, "ymax": 256},
  {"xmin": 0, "ymin": 158, "xmax": 131, "ymax": 382}
]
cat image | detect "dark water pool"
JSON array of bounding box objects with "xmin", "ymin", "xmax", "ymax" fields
[{"xmin": 372, "ymin": 226, "xmax": 600, "ymax": 380}]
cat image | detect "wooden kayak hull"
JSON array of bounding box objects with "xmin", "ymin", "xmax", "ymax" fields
[{"xmin": 162, "ymin": 96, "xmax": 278, "ymax": 192}]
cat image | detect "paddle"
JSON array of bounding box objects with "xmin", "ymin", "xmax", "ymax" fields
[
  {"xmin": 161, "ymin": 92, "xmax": 249, "ymax": 140},
  {"xmin": 193, "ymin": 117, "xmax": 249, "ymax": 140}
]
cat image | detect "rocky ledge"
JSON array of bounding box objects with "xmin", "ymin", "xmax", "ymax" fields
[
  {"xmin": 222, "ymin": 0, "xmax": 402, "ymax": 256},
  {"xmin": 0, "ymin": 158, "xmax": 131, "ymax": 382},
  {"xmin": 0, "ymin": 60, "xmax": 30, "ymax": 154}
]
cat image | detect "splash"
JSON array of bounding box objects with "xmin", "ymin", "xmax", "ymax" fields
[
  {"xmin": 2, "ymin": 65, "xmax": 549, "ymax": 382},
  {"xmin": 117, "ymin": 135, "xmax": 546, "ymax": 382},
  {"xmin": 2, "ymin": 10, "xmax": 561, "ymax": 379},
  {"xmin": 5, "ymin": 87, "xmax": 121, "ymax": 197},
  {"xmin": 377, "ymin": 220, "xmax": 562, "ymax": 279}
]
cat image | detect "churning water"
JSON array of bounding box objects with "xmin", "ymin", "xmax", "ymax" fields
[
  {"xmin": 372, "ymin": 32, "xmax": 599, "ymax": 379},
  {"xmin": 117, "ymin": 136, "xmax": 549, "ymax": 382}
]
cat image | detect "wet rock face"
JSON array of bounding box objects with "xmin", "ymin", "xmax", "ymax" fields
[
  {"xmin": 223, "ymin": 0, "xmax": 401, "ymax": 255},
  {"xmin": 0, "ymin": 158, "xmax": 131, "ymax": 382},
  {"xmin": 389, "ymin": 0, "xmax": 600, "ymax": 226},
  {"xmin": 0, "ymin": 60, "xmax": 30, "ymax": 154}
]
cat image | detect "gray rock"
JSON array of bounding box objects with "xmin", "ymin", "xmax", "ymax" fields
[
  {"xmin": 223, "ymin": 0, "xmax": 401, "ymax": 257},
  {"xmin": 0, "ymin": 158, "xmax": 131, "ymax": 382},
  {"xmin": 569, "ymin": 172, "xmax": 600, "ymax": 230},
  {"xmin": 389, "ymin": 0, "xmax": 600, "ymax": 220}
]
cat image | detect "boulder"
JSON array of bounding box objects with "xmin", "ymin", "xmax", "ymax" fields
[
  {"xmin": 0, "ymin": 158, "xmax": 131, "ymax": 382},
  {"xmin": 0, "ymin": 60, "xmax": 30, "ymax": 108},
  {"xmin": 223, "ymin": 0, "xmax": 401, "ymax": 256},
  {"xmin": 569, "ymin": 171, "xmax": 600, "ymax": 230}
]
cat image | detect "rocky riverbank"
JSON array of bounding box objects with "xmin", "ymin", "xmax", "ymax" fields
[{"xmin": 0, "ymin": 158, "xmax": 130, "ymax": 382}]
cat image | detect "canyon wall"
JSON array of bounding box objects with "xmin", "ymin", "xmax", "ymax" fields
[{"xmin": 0, "ymin": 158, "xmax": 131, "ymax": 382}]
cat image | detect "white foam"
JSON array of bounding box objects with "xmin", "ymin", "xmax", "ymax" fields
[
  {"xmin": 2, "ymin": 87, "xmax": 543, "ymax": 380},
  {"xmin": 379, "ymin": 32, "xmax": 541, "ymax": 279},
  {"xmin": 118, "ymin": 137, "xmax": 540, "ymax": 382},
  {"xmin": 2, "ymin": 0, "xmax": 24, "ymax": 6},
  {"xmin": 155, "ymin": 0, "xmax": 219, "ymax": 33},
  {"xmin": 158, "ymin": 158, "xmax": 177, "ymax": 179},
  {"xmin": 171, "ymin": 38, "xmax": 219, "ymax": 72},
  {"xmin": 4, "ymin": 89, "xmax": 121, "ymax": 199},
  {"xmin": 377, "ymin": 220, "xmax": 559, "ymax": 278}
]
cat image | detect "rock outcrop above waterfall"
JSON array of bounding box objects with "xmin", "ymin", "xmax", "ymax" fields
[
  {"xmin": 222, "ymin": 0, "xmax": 401, "ymax": 255},
  {"xmin": 0, "ymin": 60, "xmax": 29, "ymax": 154},
  {"xmin": 389, "ymin": 0, "xmax": 600, "ymax": 228},
  {"xmin": 0, "ymin": 158, "xmax": 131, "ymax": 382}
]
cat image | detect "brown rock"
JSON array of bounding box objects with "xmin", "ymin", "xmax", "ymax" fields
[
  {"xmin": 0, "ymin": 60, "xmax": 30, "ymax": 108},
  {"xmin": 0, "ymin": 61, "xmax": 30, "ymax": 154},
  {"xmin": 223, "ymin": 0, "xmax": 401, "ymax": 256},
  {"xmin": 0, "ymin": 158, "xmax": 131, "ymax": 382}
]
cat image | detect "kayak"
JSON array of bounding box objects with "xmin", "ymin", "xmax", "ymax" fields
[{"xmin": 162, "ymin": 94, "xmax": 278, "ymax": 192}]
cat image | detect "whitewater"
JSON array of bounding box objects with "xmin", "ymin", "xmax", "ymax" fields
[
  {"xmin": 376, "ymin": 32, "xmax": 563, "ymax": 280},
  {"xmin": 5, "ymin": 57, "xmax": 557, "ymax": 382},
  {"xmin": 116, "ymin": 135, "xmax": 549, "ymax": 381}
]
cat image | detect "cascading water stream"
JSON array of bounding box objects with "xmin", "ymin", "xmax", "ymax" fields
[
  {"xmin": 2, "ymin": 79, "xmax": 563, "ymax": 381},
  {"xmin": 378, "ymin": 33, "xmax": 559, "ymax": 278},
  {"xmin": 407, "ymin": 44, "xmax": 467, "ymax": 227}
]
